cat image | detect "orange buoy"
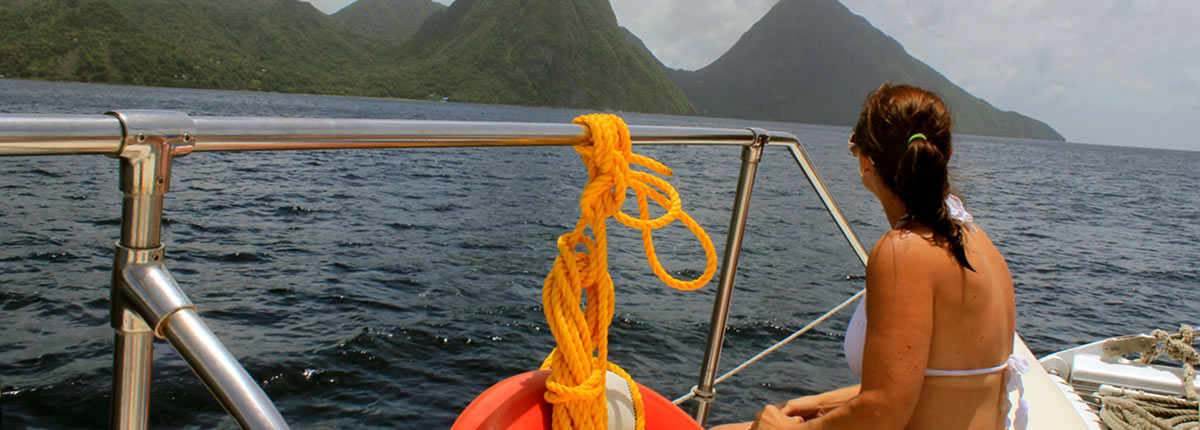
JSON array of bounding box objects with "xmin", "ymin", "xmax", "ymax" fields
[{"xmin": 452, "ymin": 370, "xmax": 702, "ymax": 430}]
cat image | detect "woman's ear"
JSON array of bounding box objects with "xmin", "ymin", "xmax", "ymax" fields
[{"xmin": 858, "ymin": 155, "xmax": 875, "ymax": 177}]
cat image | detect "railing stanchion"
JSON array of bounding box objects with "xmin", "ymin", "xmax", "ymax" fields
[
  {"xmin": 105, "ymin": 111, "xmax": 290, "ymax": 429},
  {"xmin": 111, "ymin": 310, "xmax": 154, "ymax": 430},
  {"xmin": 107, "ymin": 110, "xmax": 195, "ymax": 429},
  {"xmin": 692, "ymin": 128, "xmax": 769, "ymax": 426}
]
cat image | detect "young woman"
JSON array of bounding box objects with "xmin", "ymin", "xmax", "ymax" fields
[{"xmin": 714, "ymin": 84, "xmax": 1025, "ymax": 430}]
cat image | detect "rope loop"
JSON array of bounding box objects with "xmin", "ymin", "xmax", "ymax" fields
[
  {"xmin": 540, "ymin": 114, "xmax": 718, "ymax": 430},
  {"xmin": 1103, "ymin": 325, "xmax": 1200, "ymax": 429}
]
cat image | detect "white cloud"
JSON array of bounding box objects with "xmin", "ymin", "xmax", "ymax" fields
[
  {"xmin": 610, "ymin": 0, "xmax": 776, "ymax": 70},
  {"xmin": 823, "ymin": 0, "xmax": 1200, "ymax": 150},
  {"xmin": 301, "ymin": 0, "xmax": 350, "ymax": 14},
  {"xmin": 612, "ymin": 0, "xmax": 1200, "ymax": 150},
  {"xmin": 303, "ymin": 0, "xmax": 452, "ymax": 13}
]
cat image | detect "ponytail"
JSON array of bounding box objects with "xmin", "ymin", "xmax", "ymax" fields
[{"xmin": 895, "ymin": 136, "xmax": 974, "ymax": 271}]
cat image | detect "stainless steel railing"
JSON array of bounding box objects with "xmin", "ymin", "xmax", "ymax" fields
[{"xmin": 0, "ymin": 111, "xmax": 869, "ymax": 428}]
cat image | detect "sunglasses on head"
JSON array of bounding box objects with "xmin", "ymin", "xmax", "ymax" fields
[{"xmin": 848, "ymin": 133, "xmax": 875, "ymax": 165}]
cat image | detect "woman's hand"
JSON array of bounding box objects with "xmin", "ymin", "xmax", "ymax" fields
[
  {"xmin": 777, "ymin": 396, "xmax": 823, "ymax": 419},
  {"xmin": 751, "ymin": 404, "xmax": 804, "ymax": 430}
]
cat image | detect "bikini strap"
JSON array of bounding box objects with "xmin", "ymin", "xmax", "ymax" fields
[{"xmin": 924, "ymin": 361, "xmax": 1007, "ymax": 377}]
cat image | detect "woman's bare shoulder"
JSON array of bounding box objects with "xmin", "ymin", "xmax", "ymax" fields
[
  {"xmin": 870, "ymin": 228, "xmax": 945, "ymax": 261},
  {"xmin": 866, "ymin": 231, "xmax": 949, "ymax": 292}
]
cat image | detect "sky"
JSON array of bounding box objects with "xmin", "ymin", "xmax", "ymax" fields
[{"xmin": 305, "ymin": 0, "xmax": 1200, "ymax": 152}]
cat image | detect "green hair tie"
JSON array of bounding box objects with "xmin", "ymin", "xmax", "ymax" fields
[{"xmin": 908, "ymin": 133, "xmax": 927, "ymax": 144}]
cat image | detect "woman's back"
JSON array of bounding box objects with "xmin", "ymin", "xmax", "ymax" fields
[{"xmin": 904, "ymin": 224, "xmax": 1015, "ymax": 430}]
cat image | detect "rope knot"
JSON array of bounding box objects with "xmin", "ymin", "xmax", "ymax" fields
[
  {"xmin": 544, "ymin": 361, "xmax": 607, "ymax": 404},
  {"xmin": 1102, "ymin": 325, "xmax": 1200, "ymax": 427}
]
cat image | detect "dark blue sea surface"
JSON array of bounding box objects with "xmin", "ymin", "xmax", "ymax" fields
[{"xmin": 2, "ymin": 79, "xmax": 1198, "ymax": 429}]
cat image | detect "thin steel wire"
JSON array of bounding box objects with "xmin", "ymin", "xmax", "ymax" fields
[{"xmin": 673, "ymin": 288, "xmax": 866, "ymax": 405}]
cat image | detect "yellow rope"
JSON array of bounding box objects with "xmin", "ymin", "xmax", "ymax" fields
[{"xmin": 539, "ymin": 114, "xmax": 718, "ymax": 430}]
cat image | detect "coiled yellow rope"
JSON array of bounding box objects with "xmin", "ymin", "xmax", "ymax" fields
[{"xmin": 539, "ymin": 114, "xmax": 718, "ymax": 430}]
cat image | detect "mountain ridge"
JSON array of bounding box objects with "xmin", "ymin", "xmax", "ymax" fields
[
  {"xmin": 667, "ymin": 0, "xmax": 1064, "ymax": 141},
  {"xmin": 331, "ymin": 0, "xmax": 445, "ymax": 46}
]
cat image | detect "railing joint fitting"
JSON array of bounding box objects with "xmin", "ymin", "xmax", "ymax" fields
[
  {"xmin": 114, "ymin": 242, "xmax": 165, "ymax": 265},
  {"xmin": 691, "ymin": 385, "xmax": 716, "ymax": 403},
  {"xmin": 106, "ymin": 110, "xmax": 196, "ymax": 195},
  {"xmin": 746, "ymin": 127, "xmax": 768, "ymax": 162},
  {"xmin": 112, "ymin": 242, "xmax": 196, "ymax": 339}
]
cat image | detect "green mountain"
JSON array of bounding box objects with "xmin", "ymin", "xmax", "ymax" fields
[
  {"xmin": 0, "ymin": 0, "xmax": 387, "ymax": 94},
  {"xmin": 331, "ymin": 0, "xmax": 445, "ymax": 46},
  {"xmin": 668, "ymin": 0, "xmax": 1064, "ymax": 141},
  {"xmin": 0, "ymin": 0, "xmax": 695, "ymax": 115},
  {"xmin": 388, "ymin": 0, "xmax": 696, "ymax": 114}
]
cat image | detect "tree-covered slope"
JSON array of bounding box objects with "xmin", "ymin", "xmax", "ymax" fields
[
  {"xmin": 0, "ymin": 0, "xmax": 388, "ymax": 94},
  {"xmin": 0, "ymin": 0, "xmax": 696, "ymax": 115},
  {"xmin": 670, "ymin": 0, "xmax": 1063, "ymax": 140},
  {"xmin": 390, "ymin": 0, "xmax": 696, "ymax": 114},
  {"xmin": 331, "ymin": 0, "xmax": 445, "ymax": 46}
]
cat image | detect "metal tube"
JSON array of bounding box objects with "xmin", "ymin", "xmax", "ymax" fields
[
  {"xmin": 0, "ymin": 114, "xmax": 124, "ymax": 156},
  {"xmin": 189, "ymin": 117, "xmax": 587, "ymax": 151},
  {"xmin": 779, "ymin": 140, "xmax": 869, "ymax": 265},
  {"xmin": 110, "ymin": 198, "xmax": 160, "ymax": 428},
  {"xmin": 0, "ymin": 114, "xmax": 756, "ymax": 155},
  {"xmin": 162, "ymin": 309, "xmax": 290, "ymax": 429},
  {"xmin": 110, "ymin": 307, "xmax": 154, "ymax": 430},
  {"xmin": 692, "ymin": 129, "xmax": 768, "ymax": 425},
  {"xmin": 190, "ymin": 117, "xmax": 754, "ymax": 151},
  {"xmin": 120, "ymin": 195, "xmax": 164, "ymax": 251}
]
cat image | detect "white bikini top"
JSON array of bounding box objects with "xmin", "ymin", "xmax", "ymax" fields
[{"xmin": 842, "ymin": 195, "xmax": 1029, "ymax": 429}]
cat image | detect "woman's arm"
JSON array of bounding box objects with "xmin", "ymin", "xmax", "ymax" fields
[
  {"xmin": 755, "ymin": 233, "xmax": 936, "ymax": 430},
  {"xmin": 777, "ymin": 384, "xmax": 860, "ymax": 419}
]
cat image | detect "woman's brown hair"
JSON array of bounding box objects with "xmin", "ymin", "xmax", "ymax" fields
[{"xmin": 851, "ymin": 83, "xmax": 974, "ymax": 271}]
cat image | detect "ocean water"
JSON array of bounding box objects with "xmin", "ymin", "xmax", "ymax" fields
[{"xmin": 1, "ymin": 79, "xmax": 1197, "ymax": 429}]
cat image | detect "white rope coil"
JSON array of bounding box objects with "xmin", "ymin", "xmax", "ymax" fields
[{"xmin": 1101, "ymin": 325, "xmax": 1200, "ymax": 430}]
